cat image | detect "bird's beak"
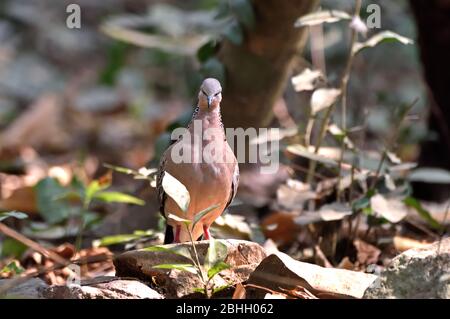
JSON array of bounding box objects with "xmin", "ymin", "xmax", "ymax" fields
[{"xmin": 207, "ymin": 96, "xmax": 213, "ymax": 109}]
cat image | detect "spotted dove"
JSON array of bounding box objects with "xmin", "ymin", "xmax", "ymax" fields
[{"xmin": 157, "ymin": 78, "xmax": 239, "ymax": 243}]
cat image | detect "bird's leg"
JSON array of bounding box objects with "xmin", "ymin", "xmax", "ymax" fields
[
  {"xmin": 174, "ymin": 225, "xmax": 181, "ymax": 243},
  {"xmin": 203, "ymin": 225, "xmax": 211, "ymax": 240}
]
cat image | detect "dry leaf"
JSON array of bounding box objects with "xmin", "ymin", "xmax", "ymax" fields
[
  {"xmin": 261, "ymin": 212, "xmax": 300, "ymax": 246},
  {"xmin": 370, "ymin": 194, "xmax": 408, "ymax": 223},
  {"xmin": 0, "ymin": 186, "xmax": 37, "ymax": 213},
  {"xmin": 0, "ymin": 94, "xmax": 70, "ymax": 152},
  {"xmin": 248, "ymin": 252, "xmax": 377, "ymax": 299},
  {"xmin": 393, "ymin": 236, "xmax": 432, "ymax": 252},
  {"xmin": 353, "ymin": 239, "xmax": 381, "ymax": 266}
]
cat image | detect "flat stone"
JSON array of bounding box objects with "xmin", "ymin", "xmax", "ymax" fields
[
  {"xmin": 364, "ymin": 238, "xmax": 450, "ymax": 299},
  {"xmin": 0, "ymin": 278, "xmax": 48, "ymax": 299},
  {"xmin": 43, "ymin": 276, "xmax": 163, "ymax": 299},
  {"xmin": 114, "ymin": 239, "xmax": 266, "ymax": 298}
]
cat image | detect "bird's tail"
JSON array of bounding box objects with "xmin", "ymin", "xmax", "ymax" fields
[{"xmin": 164, "ymin": 224, "xmax": 174, "ymax": 244}]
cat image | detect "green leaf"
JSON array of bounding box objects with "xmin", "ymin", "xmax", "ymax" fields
[
  {"xmin": 1, "ymin": 238, "xmax": 27, "ymax": 259},
  {"xmin": 295, "ymin": 10, "xmax": 351, "ymax": 27},
  {"xmin": 100, "ymin": 41, "xmax": 128, "ymax": 86},
  {"xmin": 162, "ymin": 172, "xmax": 190, "ymax": 213},
  {"xmin": 1, "ymin": 260, "xmax": 25, "ymax": 275},
  {"xmin": 408, "ymin": 168, "xmax": 450, "ymax": 184},
  {"xmin": 0, "ymin": 211, "xmax": 28, "ymax": 222},
  {"xmin": 85, "ymin": 180, "xmax": 111, "ymax": 204},
  {"xmin": 192, "ymin": 203, "xmax": 221, "ymax": 229},
  {"xmin": 213, "ymin": 284, "xmax": 231, "ymax": 294},
  {"xmin": 352, "ymin": 196, "xmax": 371, "ymax": 211},
  {"xmin": 207, "ymin": 261, "xmax": 230, "ymax": 279},
  {"xmin": 103, "ymin": 163, "xmax": 137, "ymax": 175},
  {"xmin": 404, "ymin": 197, "xmax": 442, "ymax": 230},
  {"xmin": 215, "ymin": 1, "xmax": 231, "ymax": 20},
  {"xmin": 93, "ymin": 191, "xmax": 145, "ymax": 206},
  {"xmin": 94, "ymin": 234, "xmax": 142, "ymax": 247},
  {"xmin": 166, "ymin": 213, "xmax": 191, "ymax": 224},
  {"xmin": 223, "ymin": 21, "xmax": 243, "ymax": 45},
  {"xmin": 94, "ymin": 230, "xmax": 154, "ymax": 247},
  {"xmin": 153, "ymin": 263, "xmax": 197, "ymax": 274},
  {"xmin": 82, "ymin": 211, "xmax": 101, "ymax": 228},
  {"xmin": 143, "ymin": 245, "xmax": 193, "ymax": 261},
  {"xmin": 353, "ymin": 31, "xmax": 413, "ymax": 54},
  {"xmin": 205, "ymin": 238, "xmax": 228, "ymax": 270},
  {"xmin": 35, "ymin": 177, "xmax": 73, "ymax": 224},
  {"xmin": 230, "ymin": 0, "xmax": 255, "ymax": 29},
  {"xmin": 197, "ymin": 40, "xmax": 218, "ymax": 63},
  {"xmin": 192, "ymin": 287, "xmax": 206, "ymax": 294}
]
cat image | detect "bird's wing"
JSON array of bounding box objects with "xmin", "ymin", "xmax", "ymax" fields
[
  {"xmin": 156, "ymin": 149, "xmax": 168, "ymax": 218},
  {"xmin": 225, "ymin": 162, "xmax": 239, "ymax": 210},
  {"xmin": 157, "ymin": 106, "xmax": 200, "ymax": 217}
]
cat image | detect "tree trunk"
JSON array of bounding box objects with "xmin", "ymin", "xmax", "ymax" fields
[
  {"xmin": 219, "ymin": 0, "xmax": 318, "ymax": 129},
  {"xmin": 409, "ymin": 0, "xmax": 450, "ymax": 201}
]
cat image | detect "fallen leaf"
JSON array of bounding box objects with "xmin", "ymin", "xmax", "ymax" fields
[
  {"xmin": 353, "ymin": 239, "xmax": 381, "ymax": 266},
  {"xmin": 393, "ymin": 236, "xmax": 432, "ymax": 252},
  {"xmin": 261, "ymin": 212, "xmax": 300, "ymax": 246},
  {"xmin": 247, "ymin": 252, "xmax": 377, "ymax": 299},
  {"xmin": 0, "ymin": 186, "xmax": 37, "ymax": 213},
  {"xmin": 408, "ymin": 167, "xmax": 450, "ymax": 184},
  {"xmin": 370, "ymin": 194, "xmax": 408, "ymax": 223},
  {"xmin": 0, "ymin": 94, "xmax": 70, "ymax": 152},
  {"xmin": 277, "ymin": 179, "xmax": 317, "ymax": 210}
]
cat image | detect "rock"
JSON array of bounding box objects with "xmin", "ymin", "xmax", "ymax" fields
[
  {"xmin": 43, "ymin": 276, "xmax": 163, "ymax": 299},
  {"xmin": 114, "ymin": 239, "xmax": 266, "ymax": 298},
  {"xmin": 246, "ymin": 251, "xmax": 377, "ymax": 299},
  {"xmin": 364, "ymin": 238, "xmax": 450, "ymax": 299},
  {"xmin": 0, "ymin": 278, "xmax": 48, "ymax": 299}
]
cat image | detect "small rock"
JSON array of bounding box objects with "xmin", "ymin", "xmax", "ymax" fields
[
  {"xmin": 364, "ymin": 238, "xmax": 450, "ymax": 299},
  {"xmin": 0, "ymin": 278, "xmax": 48, "ymax": 299},
  {"xmin": 43, "ymin": 277, "xmax": 162, "ymax": 299},
  {"xmin": 114, "ymin": 239, "xmax": 266, "ymax": 298}
]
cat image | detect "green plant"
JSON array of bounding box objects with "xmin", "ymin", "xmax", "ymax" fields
[
  {"xmin": 282, "ymin": 1, "xmax": 447, "ymax": 246},
  {"xmin": 35, "ymin": 171, "xmax": 145, "ymax": 251},
  {"xmin": 144, "ymin": 172, "xmax": 230, "ymax": 298}
]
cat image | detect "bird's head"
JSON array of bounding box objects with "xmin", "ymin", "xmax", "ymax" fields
[{"xmin": 198, "ymin": 78, "xmax": 222, "ymax": 111}]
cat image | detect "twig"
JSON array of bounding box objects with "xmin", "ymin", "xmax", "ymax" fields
[
  {"xmin": 336, "ymin": 0, "xmax": 362, "ymax": 200},
  {"xmin": 0, "ymin": 252, "xmax": 112, "ymax": 296},
  {"xmin": 314, "ymin": 245, "xmax": 333, "ymax": 268},
  {"xmin": 307, "ymin": 0, "xmax": 361, "ymax": 187},
  {"xmin": 369, "ymin": 98, "xmax": 419, "ymax": 191},
  {"xmin": 0, "ymin": 223, "xmax": 67, "ymax": 265}
]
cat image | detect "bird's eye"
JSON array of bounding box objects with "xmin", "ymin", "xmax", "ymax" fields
[{"xmin": 214, "ymin": 91, "xmax": 221, "ymax": 97}]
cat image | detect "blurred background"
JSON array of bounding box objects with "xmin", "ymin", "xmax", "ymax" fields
[{"xmin": 0, "ymin": 0, "xmax": 449, "ymax": 285}]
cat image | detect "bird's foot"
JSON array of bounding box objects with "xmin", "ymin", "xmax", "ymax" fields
[
  {"xmin": 174, "ymin": 225, "xmax": 181, "ymax": 243},
  {"xmin": 203, "ymin": 225, "xmax": 211, "ymax": 240}
]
